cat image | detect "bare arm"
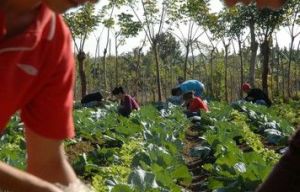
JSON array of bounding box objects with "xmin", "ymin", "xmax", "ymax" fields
[
  {"xmin": 0, "ymin": 127, "xmax": 78, "ymax": 192},
  {"xmin": 0, "ymin": 162, "xmax": 62, "ymax": 192},
  {"xmin": 25, "ymin": 128, "xmax": 77, "ymax": 185}
]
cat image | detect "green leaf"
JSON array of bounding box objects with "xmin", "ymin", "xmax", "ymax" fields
[
  {"xmin": 131, "ymin": 152, "xmax": 152, "ymax": 168},
  {"xmin": 171, "ymin": 165, "xmax": 192, "ymax": 183},
  {"xmin": 128, "ymin": 168, "xmax": 158, "ymax": 190},
  {"xmin": 112, "ymin": 184, "xmax": 133, "ymax": 192}
]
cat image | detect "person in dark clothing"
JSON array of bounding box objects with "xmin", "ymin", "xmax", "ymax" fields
[
  {"xmin": 112, "ymin": 87, "xmax": 140, "ymax": 117},
  {"xmin": 242, "ymin": 83, "xmax": 272, "ymax": 107},
  {"xmin": 167, "ymin": 88, "xmax": 182, "ymax": 105},
  {"xmin": 81, "ymin": 92, "xmax": 103, "ymax": 107},
  {"xmin": 177, "ymin": 76, "xmax": 184, "ymax": 85}
]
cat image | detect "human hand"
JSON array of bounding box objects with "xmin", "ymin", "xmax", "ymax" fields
[
  {"xmin": 55, "ymin": 180, "xmax": 93, "ymax": 192},
  {"xmin": 43, "ymin": 184, "xmax": 64, "ymax": 192},
  {"xmin": 223, "ymin": 0, "xmax": 287, "ymax": 10}
]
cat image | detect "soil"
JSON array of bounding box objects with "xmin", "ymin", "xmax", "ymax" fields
[
  {"xmin": 66, "ymin": 140, "xmax": 95, "ymax": 163},
  {"xmin": 183, "ymin": 122, "xmax": 210, "ymax": 192}
]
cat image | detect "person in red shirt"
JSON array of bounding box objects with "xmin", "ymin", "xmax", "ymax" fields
[
  {"xmin": 182, "ymin": 91, "xmax": 209, "ymax": 114},
  {"xmin": 112, "ymin": 87, "xmax": 140, "ymax": 117},
  {"xmin": 0, "ymin": 0, "xmax": 97, "ymax": 192}
]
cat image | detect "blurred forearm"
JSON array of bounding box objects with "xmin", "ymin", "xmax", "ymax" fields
[
  {"xmin": 0, "ymin": 162, "xmax": 62, "ymax": 192},
  {"xmin": 25, "ymin": 129, "xmax": 77, "ymax": 185}
]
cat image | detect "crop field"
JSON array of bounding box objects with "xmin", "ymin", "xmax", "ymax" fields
[{"xmin": 1, "ymin": 100, "xmax": 299, "ymax": 192}]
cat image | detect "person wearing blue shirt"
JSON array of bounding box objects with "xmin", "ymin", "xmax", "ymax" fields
[{"xmin": 172, "ymin": 80, "xmax": 205, "ymax": 97}]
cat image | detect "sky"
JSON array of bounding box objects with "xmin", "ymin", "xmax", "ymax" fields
[{"xmin": 81, "ymin": 0, "xmax": 296, "ymax": 56}]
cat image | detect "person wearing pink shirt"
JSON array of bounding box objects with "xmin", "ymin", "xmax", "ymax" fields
[{"xmin": 112, "ymin": 87, "xmax": 140, "ymax": 117}]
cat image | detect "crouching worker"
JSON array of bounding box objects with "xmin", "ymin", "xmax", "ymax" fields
[
  {"xmin": 168, "ymin": 88, "xmax": 182, "ymax": 105},
  {"xmin": 81, "ymin": 92, "xmax": 103, "ymax": 107},
  {"xmin": 112, "ymin": 87, "xmax": 140, "ymax": 117},
  {"xmin": 182, "ymin": 91, "xmax": 209, "ymax": 117},
  {"xmin": 173, "ymin": 79, "xmax": 205, "ymax": 98},
  {"xmin": 242, "ymin": 83, "xmax": 272, "ymax": 107}
]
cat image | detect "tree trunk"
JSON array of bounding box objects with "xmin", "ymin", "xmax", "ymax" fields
[
  {"xmin": 169, "ymin": 61, "xmax": 173, "ymax": 94},
  {"xmin": 224, "ymin": 43, "xmax": 229, "ymax": 103},
  {"xmin": 153, "ymin": 42, "xmax": 162, "ymax": 101},
  {"xmin": 230, "ymin": 69, "xmax": 233, "ymax": 102},
  {"xmin": 102, "ymin": 27, "xmax": 111, "ymax": 92},
  {"xmin": 152, "ymin": 88, "xmax": 156, "ymax": 102},
  {"xmin": 184, "ymin": 43, "xmax": 190, "ymax": 81},
  {"xmin": 238, "ymin": 37, "xmax": 244, "ymax": 98},
  {"xmin": 191, "ymin": 43, "xmax": 196, "ymax": 79},
  {"xmin": 275, "ymin": 46, "xmax": 280, "ymax": 97},
  {"xmin": 287, "ymin": 36, "xmax": 295, "ymax": 98},
  {"xmin": 270, "ymin": 46, "xmax": 275, "ymax": 98},
  {"xmin": 141, "ymin": 72, "xmax": 145, "ymax": 103},
  {"xmin": 203, "ymin": 57, "xmax": 209, "ymax": 89},
  {"xmin": 135, "ymin": 47, "xmax": 143, "ymax": 99},
  {"xmin": 102, "ymin": 48, "xmax": 108, "ymax": 91},
  {"xmin": 297, "ymin": 43, "xmax": 300, "ymax": 98},
  {"xmin": 171, "ymin": 61, "xmax": 174, "ymax": 86},
  {"xmin": 115, "ymin": 38, "xmax": 119, "ymax": 86},
  {"xmin": 261, "ymin": 40, "xmax": 270, "ymax": 96},
  {"xmin": 249, "ymin": 19, "xmax": 258, "ymax": 86},
  {"xmin": 77, "ymin": 51, "xmax": 87, "ymax": 98},
  {"xmin": 198, "ymin": 58, "xmax": 202, "ymax": 82},
  {"xmin": 163, "ymin": 66, "xmax": 167, "ymax": 99},
  {"xmin": 281, "ymin": 56, "xmax": 285, "ymax": 98},
  {"xmin": 209, "ymin": 49, "xmax": 214, "ymax": 98}
]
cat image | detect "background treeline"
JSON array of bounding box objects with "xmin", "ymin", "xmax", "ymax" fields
[{"xmin": 64, "ymin": 0, "xmax": 300, "ymax": 103}]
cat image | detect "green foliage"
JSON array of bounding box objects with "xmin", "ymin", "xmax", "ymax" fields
[
  {"xmin": 102, "ymin": 18, "xmax": 115, "ymax": 28},
  {"xmin": 118, "ymin": 13, "xmax": 142, "ymax": 37},
  {"xmin": 72, "ymin": 104, "xmax": 191, "ymax": 191},
  {"xmin": 272, "ymin": 100, "xmax": 300, "ymax": 127},
  {"xmin": 0, "ymin": 116, "xmax": 26, "ymax": 170},
  {"xmin": 0, "ymin": 101, "xmax": 297, "ymax": 191},
  {"xmin": 64, "ymin": 3, "xmax": 99, "ymax": 39},
  {"xmin": 156, "ymin": 32, "xmax": 182, "ymax": 64},
  {"xmin": 197, "ymin": 101, "xmax": 294, "ymax": 191}
]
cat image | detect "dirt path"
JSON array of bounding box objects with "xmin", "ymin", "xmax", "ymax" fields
[{"xmin": 182, "ymin": 117, "xmax": 210, "ymax": 192}]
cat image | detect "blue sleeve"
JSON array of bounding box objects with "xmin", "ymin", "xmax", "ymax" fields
[
  {"xmin": 195, "ymin": 81, "xmax": 204, "ymax": 97},
  {"xmin": 179, "ymin": 80, "xmax": 204, "ymax": 97}
]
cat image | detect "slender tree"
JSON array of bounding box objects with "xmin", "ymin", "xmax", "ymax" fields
[
  {"xmin": 282, "ymin": 0, "xmax": 300, "ymax": 97},
  {"xmin": 256, "ymin": 8, "xmax": 286, "ymax": 96},
  {"xmin": 128, "ymin": 0, "xmax": 175, "ymax": 101},
  {"xmin": 64, "ymin": 3, "xmax": 99, "ymax": 98}
]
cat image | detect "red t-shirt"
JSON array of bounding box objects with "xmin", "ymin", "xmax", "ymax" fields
[
  {"xmin": 0, "ymin": 4, "xmax": 75, "ymax": 139},
  {"xmin": 188, "ymin": 97, "xmax": 209, "ymax": 112}
]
